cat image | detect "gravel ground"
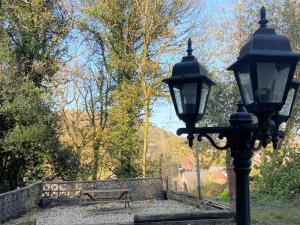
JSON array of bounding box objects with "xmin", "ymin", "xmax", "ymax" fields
[{"xmin": 4, "ymin": 200, "xmax": 203, "ymax": 225}]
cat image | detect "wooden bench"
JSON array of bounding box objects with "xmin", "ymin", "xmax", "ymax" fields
[{"xmin": 79, "ymin": 188, "xmax": 131, "ymax": 208}]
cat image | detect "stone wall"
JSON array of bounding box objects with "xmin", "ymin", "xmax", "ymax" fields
[
  {"xmin": 42, "ymin": 177, "xmax": 163, "ymax": 204},
  {"xmin": 0, "ymin": 182, "xmax": 43, "ymax": 222}
]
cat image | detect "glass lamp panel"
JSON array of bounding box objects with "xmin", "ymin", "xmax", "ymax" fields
[
  {"xmin": 173, "ymin": 86, "xmax": 183, "ymax": 114},
  {"xmin": 257, "ymin": 63, "xmax": 290, "ymax": 103},
  {"xmin": 279, "ymin": 88, "xmax": 295, "ymax": 116},
  {"xmin": 198, "ymin": 83, "xmax": 209, "ymax": 114},
  {"xmin": 238, "ymin": 66, "xmax": 254, "ymax": 105},
  {"xmin": 182, "ymin": 83, "xmax": 197, "ymax": 113}
]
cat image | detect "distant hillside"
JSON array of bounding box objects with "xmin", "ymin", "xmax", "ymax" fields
[
  {"xmin": 147, "ymin": 125, "xmax": 196, "ymax": 177},
  {"xmin": 147, "ymin": 125, "xmax": 184, "ymax": 158}
]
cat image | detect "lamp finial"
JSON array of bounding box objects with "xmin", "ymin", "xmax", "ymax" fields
[
  {"xmin": 187, "ymin": 134, "xmax": 194, "ymax": 148},
  {"xmin": 187, "ymin": 38, "xmax": 193, "ymax": 56},
  {"xmin": 259, "ymin": 6, "xmax": 268, "ymax": 28}
]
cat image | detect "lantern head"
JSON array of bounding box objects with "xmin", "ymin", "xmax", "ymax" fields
[{"xmin": 163, "ymin": 38, "xmax": 215, "ymax": 130}]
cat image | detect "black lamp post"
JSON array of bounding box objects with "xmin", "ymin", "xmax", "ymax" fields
[{"xmin": 164, "ymin": 6, "xmax": 300, "ymax": 225}]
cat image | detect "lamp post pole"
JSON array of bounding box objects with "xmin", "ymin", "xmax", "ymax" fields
[
  {"xmin": 229, "ymin": 102, "xmax": 253, "ymax": 225},
  {"xmin": 234, "ymin": 155, "xmax": 251, "ymax": 225}
]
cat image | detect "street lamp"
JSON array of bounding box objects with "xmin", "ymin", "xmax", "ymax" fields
[{"xmin": 164, "ymin": 6, "xmax": 300, "ymax": 225}]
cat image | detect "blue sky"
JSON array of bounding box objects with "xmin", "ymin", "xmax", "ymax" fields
[
  {"xmin": 150, "ymin": 99, "xmax": 185, "ymax": 135},
  {"xmin": 150, "ymin": 0, "xmax": 231, "ymax": 134}
]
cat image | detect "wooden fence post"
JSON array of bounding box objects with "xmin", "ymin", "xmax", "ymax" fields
[
  {"xmin": 195, "ymin": 141, "xmax": 202, "ymax": 200},
  {"xmin": 165, "ymin": 176, "xmax": 169, "ymax": 193}
]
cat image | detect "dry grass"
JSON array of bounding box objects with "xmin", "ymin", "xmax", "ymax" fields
[{"xmin": 252, "ymin": 201, "xmax": 300, "ymax": 225}]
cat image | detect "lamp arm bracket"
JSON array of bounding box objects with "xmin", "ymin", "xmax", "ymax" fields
[
  {"xmin": 177, "ymin": 126, "xmax": 232, "ymax": 149},
  {"xmin": 198, "ymin": 134, "xmax": 230, "ymax": 150},
  {"xmin": 177, "ymin": 126, "xmax": 232, "ymax": 136}
]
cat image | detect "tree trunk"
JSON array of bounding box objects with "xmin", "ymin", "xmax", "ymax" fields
[
  {"xmin": 92, "ymin": 142, "xmax": 100, "ymax": 180},
  {"xmin": 0, "ymin": 155, "xmax": 8, "ymax": 186},
  {"xmin": 142, "ymin": 96, "xmax": 150, "ymax": 177}
]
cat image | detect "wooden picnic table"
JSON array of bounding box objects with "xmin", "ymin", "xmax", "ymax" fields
[{"xmin": 79, "ymin": 188, "xmax": 131, "ymax": 208}]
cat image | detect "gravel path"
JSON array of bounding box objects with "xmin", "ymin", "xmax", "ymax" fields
[{"xmin": 4, "ymin": 200, "xmax": 203, "ymax": 225}]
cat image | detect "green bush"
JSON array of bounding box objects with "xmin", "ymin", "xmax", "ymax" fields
[
  {"xmin": 202, "ymin": 183, "xmax": 227, "ymax": 198},
  {"xmin": 218, "ymin": 187, "xmax": 230, "ymax": 202},
  {"xmin": 254, "ymin": 150, "xmax": 300, "ymax": 202}
]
